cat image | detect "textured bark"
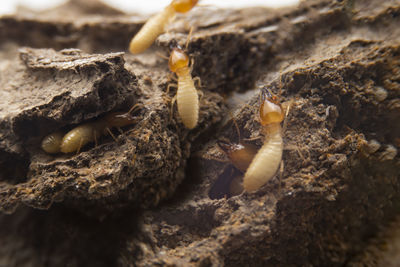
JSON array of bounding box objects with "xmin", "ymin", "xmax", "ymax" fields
[{"xmin": 0, "ymin": 0, "xmax": 399, "ymax": 266}]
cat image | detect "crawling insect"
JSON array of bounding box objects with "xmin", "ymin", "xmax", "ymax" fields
[
  {"xmin": 208, "ymin": 116, "xmax": 258, "ymax": 198},
  {"xmin": 168, "ymin": 44, "xmax": 199, "ymax": 129},
  {"xmin": 242, "ymin": 88, "xmax": 285, "ymax": 192},
  {"xmin": 60, "ymin": 111, "xmax": 139, "ymax": 153},
  {"xmin": 215, "ymin": 140, "xmax": 258, "ymax": 196},
  {"xmin": 42, "ymin": 106, "xmax": 141, "ymax": 154},
  {"xmin": 59, "ymin": 121, "xmax": 106, "ymax": 153},
  {"xmin": 129, "ymin": 0, "xmax": 199, "ymax": 54}
]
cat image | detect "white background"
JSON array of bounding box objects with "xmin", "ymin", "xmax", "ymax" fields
[{"xmin": 0, "ymin": 0, "xmax": 299, "ymax": 15}]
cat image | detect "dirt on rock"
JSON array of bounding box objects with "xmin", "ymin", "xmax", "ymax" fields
[{"xmin": 0, "ymin": 0, "xmax": 399, "ymax": 266}]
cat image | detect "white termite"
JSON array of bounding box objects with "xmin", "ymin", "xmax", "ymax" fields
[
  {"xmin": 168, "ymin": 46, "xmax": 199, "ymax": 129},
  {"xmin": 129, "ymin": 0, "xmax": 199, "ymax": 54},
  {"xmin": 41, "ymin": 109, "xmax": 140, "ymax": 154},
  {"xmin": 242, "ymin": 88, "xmax": 285, "ymax": 192}
]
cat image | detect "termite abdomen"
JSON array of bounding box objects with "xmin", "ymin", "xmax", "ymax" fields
[
  {"xmin": 129, "ymin": 6, "xmax": 175, "ymax": 54},
  {"xmin": 129, "ymin": 0, "xmax": 198, "ymax": 54},
  {"xmin": 60, "ymin": 122, "xmax": 105, "ymax": 154},
  {"xmin": 41, "ymin": 131, "xmax": 64, "ymax": 154}
]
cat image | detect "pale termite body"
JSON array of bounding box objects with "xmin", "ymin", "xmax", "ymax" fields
[
  {"xmin": 42, "ymin": 109, "xmax": 139, "ymax": 154},
  {"xmin": 242, "ymin": 89, "xmax": 285, "ymax": 192},
  {"xmin": 169, "ymin": 46, "xmax": 199, "ymax": 129},
  {"xmin": 129, "ymin": 0, "xmax": 198, "ymax": 54}
]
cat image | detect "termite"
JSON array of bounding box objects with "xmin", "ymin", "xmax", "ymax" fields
[
  {"xmin": 216, "ymin": 140, "xmax": 258, "ymax": 197},
  {"xmin": 242, "ymin": 88, "xmax": 285, "ymax": 192},
  {"xmin": 129, "ymin": 0, "xmax": 199, "ymax": 54},
  {"xmin": 59, "ymin": 121, "xmax": 106, "ymax": 154},
  {"xmin": 168, "ymin": 44, "xmax": 200, "ymax": 129},
  {"xmin": 208, "ymin": 116, "xmax": 257, "ymax": 198},
  {"xmin": 42, "ymin": 105, "xmax": 141, "ymax": 154}
]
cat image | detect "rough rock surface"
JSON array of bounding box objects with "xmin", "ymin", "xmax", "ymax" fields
[{"xmin": 0, "ymin": 0, "xmax": 399, "ymax": 266}]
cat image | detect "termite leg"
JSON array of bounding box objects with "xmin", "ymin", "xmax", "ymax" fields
[
  {"xmin": 105, "ymin": 127, "xmax": 118, "ymax": 142},
  {"xmin": 278, "ymin": 160, "xmax": 285, "ymax": 194},
  {"xmin": 156, "ymin": 52, "xmax": 169, "ymax": 60},
  {"xmin": 128, "ymin": 103, "xmax": 144, "ymax": 115},
  {"xmin": 185, "ymin": 26, "xmax": 194, "ymax": 50},
  {"xmin": 193, "ymin": 76, "xmax": 202, "ymax": 88},
  {"xmin": 189, "ymin": 58, "xmax": 195, "ymax": 72},
  {"xmin": 243, "ymin": 136, "xmax": 263, "ymax": 142},
  {"xmin": 282, "ymin": 99, "xmax": 294, "ymax": 133},
  {"xmin": 170, "ymin": 94, "xmax": 177, "ymax": 120},
  {"xmin": 166, "ymin": 83, "xmax": 178, "ymax": 95},
  {"xmin": 167, "ymin": 73, "xmax": 178, "ymax": 82},
  {"xmin": 77, "ymin": 138, "xmax": 83, "ymax": 154},
  {"xmin": 228, "ymin": 110, "xmax": 241, "ymax": 143},
  {"xmin": 198, "ymin": 90, "xmax": 204, "ymax": 101},
  {"xmin": 277, "ymin": 64, "xmax": 290, "ymax": 98},
  {"xmin": 94, "ymin": 130, "xmax": 98, "ymax": 147}
]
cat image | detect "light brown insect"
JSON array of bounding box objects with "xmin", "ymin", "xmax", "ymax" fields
[
  {"xmin": 41, "ymin": 107, "xmax": 141, "ymax": 154},
  {"xmin": 41, "ymin": 131, "xmax": 64, "ymax": 154},
  {"xmin": 168, "ymin": 45, "xmax": 199, "ymax": 129},
  {"xmin": 59, "ymin": 122, "xmax": 105, "ymax": 153},
  {"xmin": 208, "ymin": 115, "xmax": 257, "ymax": 198},
  {"xmin": 215, "ymin": 139, "xmax": 258, "ymax": 196},
  {"xmin": 129, "ymin": 0, "xmax": 199, "ymax": 54},
  {"xmin": 242, "ymin": 88, "xmax": 285, "ymax": 192}
]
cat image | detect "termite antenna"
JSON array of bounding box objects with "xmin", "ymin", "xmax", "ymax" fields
[
  {"xmin": 260, "ymin": 86, "xmax": 280, "ymax": 105},
  {"xmin": 228, "ymin": 110, "xmax": 241, "ymax": 143},
  {"xmin": 156, "ymin": 51, "xmax": 169, "ymax": 60},
  {"xmin": 260, "ymin": 87, "xmax": 273, "ymax": 103},
  {"xmin": 185, "ymin": 26, "xmax": 194, "ymax": 50},
  {"xmin": 277, "ymin": 63, "xmax": 291, "ymax": 97},
  {"xmin": 105, "ymin": 127, "xmax": 118, "ymax": 142},
  {"xmin": 128, "ymin": 103, "xmax": 144, "ymax": 115},
  {"xmin": 282, "ymin": 99, "xmax": 293, "ymax": 133}
]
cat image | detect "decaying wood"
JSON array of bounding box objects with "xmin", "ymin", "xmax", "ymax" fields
[{"xmin": 0, "ymin": 0, "xmax": 399, "ymax": 266}]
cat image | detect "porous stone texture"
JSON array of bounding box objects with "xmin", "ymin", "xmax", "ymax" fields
[{"xmin": 0, "ymin": 0, "xmax": 399, "ymax": 266}]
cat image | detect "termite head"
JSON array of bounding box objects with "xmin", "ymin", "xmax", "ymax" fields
[
  {"xmin": 168, "ymin": 44, "xmax": 189, "ymax": 73},
  {"xmin": 259, "ymin": 87, "xmax": 284, "ymax": 126},
  {"xmin": 104, "ymin": 104, "xmax": 143, "ymax": 128},
  {"xmin": 217, "ymin": 140, "xmax": 258, "ymax": 173},
  {"xmin": 171, "ymin": 0, "xmax": 199, "ymax": 13},
  {"xmin": 103, "ymin": 112, "xmax": 137, "ymax": 128}
]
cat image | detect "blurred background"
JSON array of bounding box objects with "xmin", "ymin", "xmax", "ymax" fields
[{"xmin": 0, "ymin": 0, "xmax": 299, "ymax": 15}]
